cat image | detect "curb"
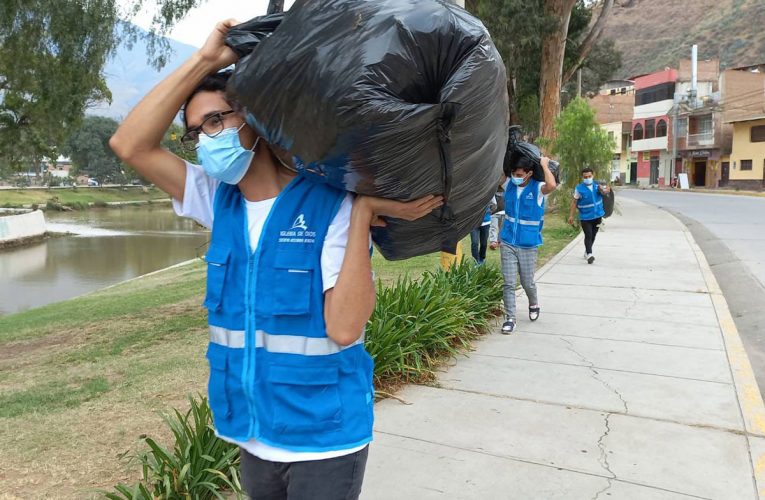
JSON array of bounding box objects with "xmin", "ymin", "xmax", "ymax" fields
[{"xmin": 662, "ymin": 206, "xmax": 765, "ymax": 497}]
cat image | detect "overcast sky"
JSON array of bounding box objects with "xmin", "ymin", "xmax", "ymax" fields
[{"xmin": 125, "ymin": 0, "xmax": 296, "ymax": 47}]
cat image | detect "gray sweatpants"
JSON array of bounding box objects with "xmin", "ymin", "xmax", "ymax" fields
[{"xmin": 500, "ymin": 243, "xmax": 539, "ymax": 319}]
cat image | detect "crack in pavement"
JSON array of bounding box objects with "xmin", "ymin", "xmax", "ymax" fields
[
  {"xmin": 560, "ymin": 337, "xmax": 630, "ymax": 414},
  {"xmin": 593, "ymin": 413, "xmax": 615, "ymax": 500},
  {"xmin": 560, "ymin": 337, "xmax": 628, "ymax": 499}
]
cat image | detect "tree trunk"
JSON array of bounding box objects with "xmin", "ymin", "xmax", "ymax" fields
[
  {"xmin": 266, "ymin": 0, "xmax": 284, "ymax": 14},
  {"xmin": 562, "ymin": 0, "xmax": 614, "ymax": 84},
  {"xmin": 539, "ymin": 0, "xmax": 576, "ymax": 141},
  {"xmin": 507, "ymin": 72, "xmax": 520, "ymax": 126}
]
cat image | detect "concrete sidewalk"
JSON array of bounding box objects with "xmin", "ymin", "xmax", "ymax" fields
[{"xmin": 363, "ymin": 197, "xmax": 765, "ymax": 500}]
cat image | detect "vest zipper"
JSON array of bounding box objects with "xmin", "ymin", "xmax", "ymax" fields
[
  {"xmin": 241, "ymin": 177, "xmax": 301, "ymax": 440},
  {"xmin": 242, "ymin": 198, "xmax": 259, "ymax": 439},
  {"xmin": 513, "ymin": 184, "xmax": 522, "ymax": 245}
]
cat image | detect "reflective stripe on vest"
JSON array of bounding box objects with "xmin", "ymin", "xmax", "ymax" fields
[
  {"xmin": 209, "ymin": 325, "xmax": 364, "ymax": 355},
  {"xmin": 505, "ymin": 215, "xmax": 542, "ymax": 226},
  {"xmin": 577, "ymin": 201, "xmax": 603, "ymax": 209}
]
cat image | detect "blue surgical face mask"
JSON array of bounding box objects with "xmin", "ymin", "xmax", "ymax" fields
[
  {"xmin": 511, "ymin": 176, "xmax": 525, "ymax": 186},
  {"xmin": 583, "ymin": 177, "xmax": 594, "ymax": 185},
  {"xmin": 197, "ymin": 124, "xmax": 259, "ymax": 185}
]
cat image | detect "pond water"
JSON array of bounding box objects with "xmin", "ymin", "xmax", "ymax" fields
[{"xmin": 0, "ymin": 206, "xmax": 209, "ymax": 316}]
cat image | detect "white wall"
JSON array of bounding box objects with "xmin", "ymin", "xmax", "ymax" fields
[
  {"xmin": 631, "ymin": 136, "xmax": 669, "ymax": 152},
  {"xmin": 602, "ymin": 122, "xmax": 624, "ymax": 152},
  {"xmin": 0, "ymin": 210, "xmax": 46, "ymax": 244},
  {"xmin": 633, "ymin": 100, "xmax": 674, "ymax": 120}
]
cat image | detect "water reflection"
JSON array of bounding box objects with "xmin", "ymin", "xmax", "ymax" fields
[{"xmin": 0, "ymin": 206, "xmax": 209, "ymax": 315}]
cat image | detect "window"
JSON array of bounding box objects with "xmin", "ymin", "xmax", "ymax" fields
[
  {"xmin": 608, "ymin": 131, "xmax": 614, "ymax": 140},
  {"xmin": 741, "ymin": 159, "xmax": 753, "ymax": 171},
  {"xmin": 645, "ymin": 119, "xmax": 656, "ymax": 139},
  {"xmin": 751, "ymin": 125, "xmax": 765, "ymax": 143},
  {"xmin": 633, "ymin": 123, "xmax": 644, "ymax": 140},
  {"xmin": 610, "ymin": 89, "xmax": 616, "ymax": 95},
  {"xmin": 676, "ymin": 117, "xmax": 687, "ymax": 137},
  {"xmin": 656, "ymin": 119, "xmax": 668, "ymax": 137},
  {"xmin": 635, "ymin": 82, "xmax": 676, "ymax": 106}
]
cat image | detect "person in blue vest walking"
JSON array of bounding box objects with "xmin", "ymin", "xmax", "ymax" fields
[
  {"xmin": 470, "ymin": 200, "xmax": 494, "ymax": 265},
  {"xmin": 110, "ymin": 20, "xmax": 443, "ymax": 500},
  {"xmin": 499, "ymin": 156, "xmax": 557, "ymax": 334},
  {"xmin": 568, "ymin": 167, "xmax": 611, "ymax": 264}
]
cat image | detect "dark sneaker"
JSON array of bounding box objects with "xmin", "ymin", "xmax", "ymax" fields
[
  {"xmin": 529, "ymin": 306, "xmax": 540, "ymax": 322},
  {"xmin": 587, "ymin": 254, "xmax": 595, "ymax": 264},
  {"xmin": 501, "ymin": 318, "xmax": 515, "ymax": 335}
]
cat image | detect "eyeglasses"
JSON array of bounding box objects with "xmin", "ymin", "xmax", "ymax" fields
[{"xmin": 180, "ymin": 110, "xmax": 236, "ymax": 151}]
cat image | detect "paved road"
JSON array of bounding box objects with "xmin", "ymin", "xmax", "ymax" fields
[{"xmin": 620, "ymin": 189, "xmax": 765, "ymax": 394}]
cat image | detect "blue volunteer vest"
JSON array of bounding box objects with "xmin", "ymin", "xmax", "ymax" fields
[
  {"xmin": 576, "ymin": 182, "xmax": 605, "ymax": 221},
  {"xmin": 482, "ymin": 206, "xmax": 492, "ymax": 224},
  {"xmin": 500, "ymin": 179, "xmax": 545, "ymax": 248},
  {"xmin": 203, "ymin": 175, "xmax": 374, "ymax": 452}
]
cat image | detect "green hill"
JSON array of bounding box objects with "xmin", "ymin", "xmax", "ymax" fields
[{"xmin": 602, "ymin": 0, "xmax": 765, "ymax": 78}]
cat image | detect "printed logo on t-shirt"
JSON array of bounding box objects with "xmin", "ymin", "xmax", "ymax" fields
[
  {"xmin": 526, "ymin": 192, "xmax": 534, "ymax": 200},
  {"xmin": 280, "ymin": 214, "xmax": 316, "ymax": 244}
]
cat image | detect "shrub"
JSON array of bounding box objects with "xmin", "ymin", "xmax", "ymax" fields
[
  {"xmin": 366, "ymin": 260, "xmax": 502, "ymax": 386},
  {"xmin": 45, "ymin": 197, "xmax": 64, "ymax": 211},
  {"xmin": 102, "ymin": 395, "xmax": 241, "ymax": 500}
]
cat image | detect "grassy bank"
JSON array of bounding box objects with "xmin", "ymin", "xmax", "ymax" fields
[
  {"xmin": 0, "ymin": 215, "xmax": 576, "ymax": 498},
  {"xmin": 0, "ymin": 187, "xmax": 169, "ymax": 209}
]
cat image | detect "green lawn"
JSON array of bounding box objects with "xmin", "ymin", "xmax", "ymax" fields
[
  {"xmin": 0, "ymin": 213, "xmax": 577, "ymax": 498},
  {"xmin": 0, "ymin": 186, "xmax": 169, "ymax": 208}
]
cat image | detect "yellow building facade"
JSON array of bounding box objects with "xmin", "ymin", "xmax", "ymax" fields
[{"xmin": 729, "ymin": 118, "xmax": 765, "ymax": 188}]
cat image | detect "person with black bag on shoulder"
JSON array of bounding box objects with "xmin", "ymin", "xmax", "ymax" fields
[{"xmin": 568, "ymin": 167, "xmax": 611, "ymax": 264}]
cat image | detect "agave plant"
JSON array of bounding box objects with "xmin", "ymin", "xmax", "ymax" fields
[{"xmin": 103, "ymin": 395, "xmax": 242, "ymax": 500}]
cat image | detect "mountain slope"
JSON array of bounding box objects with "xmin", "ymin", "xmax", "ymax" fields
[
  {"xmin": 89, "ymin": 27, "xmax": 198, "ymax": 119},
  {"xmin": 601, "ymin": 0, "xmax": 765, "ymax": 78}
]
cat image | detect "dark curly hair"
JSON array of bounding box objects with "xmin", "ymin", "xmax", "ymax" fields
[
  {"xmin": 181, "ymin": 70, "xmax": 237, "ymax": 130},
  {"xmin": 503, "ymin": 150, "xmax": 534, "ymax": 176}
]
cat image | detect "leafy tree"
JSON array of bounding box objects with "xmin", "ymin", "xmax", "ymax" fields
[
  {"xmin": 466, "ymin": 0, "xmax": 620, "ymax": 139},
  {"xmin": 64, "ymin": 116, "xmax": 122, "ymax": 186},
  {"xmin": 0, "ymin": 1, "xmax": 204, "ymax": 172},
  {"xmin": 562, "ymin": 39, "xmax": 622, "ymax": 104},
  {"xmin": 0, "ymin": 1, "xmax": 118, "ymax": 170},
  {"xmin": 542, "ymin": 97, "xmax": 614, "ymax": 217}
]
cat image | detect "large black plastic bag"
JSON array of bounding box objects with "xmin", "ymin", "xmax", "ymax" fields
[
  {"xmin": 226, "ymin": 0, "xmax": 508, "ymax": 260},
  {"xmin": 505, "ymin": 125, "xmax": 561, "ymax": 183}
]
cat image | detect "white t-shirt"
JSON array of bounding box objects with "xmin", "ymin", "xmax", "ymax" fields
[
  {"xmin": 172, "ymin": 162, "xmax": 365, "ymax": 462},
  {"xmin": 502, "ymin": 179, "xmax": 546, "ymax": 207},
  {"xmin": 573, "ymin": 184, "xmax": 595, "ymax": 200}
]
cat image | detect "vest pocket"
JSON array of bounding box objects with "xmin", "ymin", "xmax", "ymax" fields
[
  {"xmin": 206, "ymin": 343, "xmax": 232, "ymax": 420},
  {"xmin": 271, "ymin": 252, "xmax": 313, "ymax": 315},
  {"xmin": 204, "ymin": 245, "xmax": 231, "ymax": 312},
  {"xmin": 268, "ymin": 364, "xmax": 342, "ymax": 433}
]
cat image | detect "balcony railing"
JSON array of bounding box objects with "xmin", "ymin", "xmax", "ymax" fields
[{"xmin": 687, "ymin": 131, "xmax": 714, "ymax": 147}]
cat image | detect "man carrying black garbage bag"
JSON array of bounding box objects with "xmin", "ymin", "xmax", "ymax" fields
[
  {"xmin": 109, "ymin": 20, "xmax": 441, "ymax": 500},
  {"xmin": 568, "ymin": 167, "xmax": 611, "ymax": 264},
  {"xmin": 499, "ymin": 156, "xmax": 557, "ymax": 335}
]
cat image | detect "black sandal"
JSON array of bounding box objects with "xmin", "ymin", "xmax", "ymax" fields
[{"xmin": 529, "ymin": 306, "xmax": 540, "ymax": 322}]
